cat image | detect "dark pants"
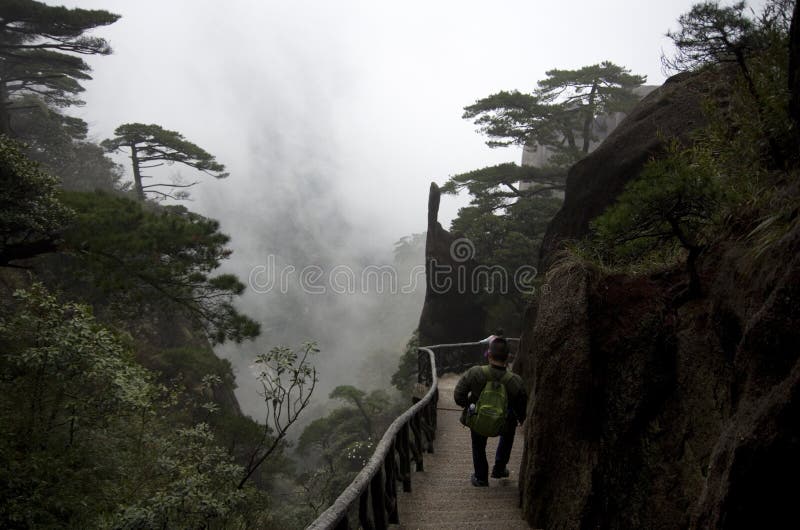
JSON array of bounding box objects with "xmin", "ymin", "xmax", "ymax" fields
[{"xmin": 470, "ymin": 419, "xmax": 517, "ymax": 482}]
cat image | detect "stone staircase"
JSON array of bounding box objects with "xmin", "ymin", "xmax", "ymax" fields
[{"xmin": 393, "ymin": 374, "xmax": 530, "ymax": 530}]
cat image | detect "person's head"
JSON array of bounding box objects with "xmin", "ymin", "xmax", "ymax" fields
[{"xmin": 488, "ymin": 337, "xmax": 509, "ymax": 365}]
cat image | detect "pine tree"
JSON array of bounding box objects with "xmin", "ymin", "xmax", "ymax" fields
[
  {"xmin": 0, "ymin": 0, "xmax": 120, "ymax": 132},
  {"xmin": 10, "ymin": 96, "xmax": 122, "ymax": 191},
  {"xmin": 59, "ymin": 191, "xmax": 259, "ymax": 343},
  {"xmin": 590, "ymin": 144, "xmax": 720, "ymax": 296},
  {"xmin": 463, "ymin": 61, "xmax": 646, "ymax": 166},
  {"xmin": 102, "ymin": 123, "xmax": 229, "ymax": 201}
]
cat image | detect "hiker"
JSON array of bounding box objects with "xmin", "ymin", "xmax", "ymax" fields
[
  {"xmin": 454, "ymin": 337, "xmax": 527, "ymax": 487},
  {"xmin": 479, "ymin": 328, "xmax": 504, "ymax": 358}
]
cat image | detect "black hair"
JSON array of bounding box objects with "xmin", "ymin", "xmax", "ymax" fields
[{"xmin": 489, "ymin": 337, "xmax": 509, "ymax": 362}]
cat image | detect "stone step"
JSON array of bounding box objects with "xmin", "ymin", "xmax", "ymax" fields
[
  {"xmin": 403, "ymin": 475, "xmax": 519, "ymax": 486},
  {"xmin": 401, "ymin": 488, "xmax": 519, "ymax": 503},
  {"xmin": 390, "ymin": 519, "xmax": 530, "ymax": 530},
  {"xmin": 399, "ymin": 498, "xmax": 521, "ymax": 511},
  {"xmin": 396, "ymin": 508, "xmax": 523, "ymax": 524},
  {"xmin": 416, "ymin": 448, "xmax": 525, "ymax": 458},
  {"xmin": 415, "ymin": 457, "xmax": 523, "ymax": 467}
]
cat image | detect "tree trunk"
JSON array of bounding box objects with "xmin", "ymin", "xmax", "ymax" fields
[
  {"xmin": 581, "ymin": 83, "xmax": 598, "ymax": 154},
  {"xmin": 0, "ymin": 81, "xmax": 10, "ymax": 136},
  {"xmin": 686, "ymin": 245, "xmax": 702, "ymax": 298},
  {"xmin": 789, "ymin": 1, "xmax": 800, "ymax": 158},
  {"xmin": 667, "ymin": 216, "xmax": 702, "ymax": 298},
  {"xmin": 562, "ymin": 128, "xmax": 576, "ymax": 150},
  {"xmin": 733, "ymin": 50, "xmax": 784, "ymax": 167},
  {"xmin": 129, "ymin": 142, "xmax": 145, "ymax": 200}
]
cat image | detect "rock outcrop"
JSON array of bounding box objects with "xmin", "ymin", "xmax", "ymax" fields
[
  {"xmin": 516, "ymin": 67, "xmax": 800, "ymax": 528},
  {"xmin": 519, "ymin": 223, "xmax": 800, "ymax": 529},
  {"xmin": 417, "ymin": 183, "xmax": 486, "ymax": 346}
]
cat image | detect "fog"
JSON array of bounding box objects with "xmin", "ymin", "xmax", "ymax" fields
[{"xmin": 53, "ymin": 0, "xmax": 748, "ymax": 419}]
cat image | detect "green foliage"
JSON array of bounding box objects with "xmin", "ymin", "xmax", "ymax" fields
[
  {"xmin": 573, "ymin": 0, "xmax": 797, "ymax": 292},
  {"xmin": 296, "ymin": 384, "xmax": 393, "ymax": 516},
  {"xmin": 10, "ymin": 97, "xmax": 123, "ymax": 192},
  {"xmin": 330, "ymin": 384, "xmax": 390, "ymax": 437},
  {"xmin": 590, "ymin": 143, "xmax": 720, "ymax": 266},
  {"xmin": 391, "ymin": 330, "xmax": 420, "ymax": 393},
  {"xmin": 449, "ymin": 182, "xmax": 561, "ymax": 271},
  {"xmin": 442, "ymin": 163, "xmax": 562, "ymax": 325},
  {"xmin": 0, "ymin": 284, "xmax": 155, "ymax": 527},
  {"xmin": 11, "ymin": 96, "xmax": 88, "ymax": 140},
  {"xmin": 239, "ymin": 342, "xmax": 319, "ymax": 489},
  {"xmin": 0, "ymin": 0, "xmax": 120, "ymax": 54},
  {"xmin": 463, "ymin": 61, "xmax": 646, "ymax": 164},
  {"xmin": 665, "ymin": 0, "xmax": 796, "ymax": 167},
  {"xmin": 330, "ymin": 384, "xmax": 368, "ymax": 403},
  {"xmin": 109, "ymin": 423, "xmax": 247, "ymax": 530},
  {"xmin": 2, "ymin": 49, "xmax": 90, "ymax": 108},
  {"xmin": 449, "ymin": 61, "xmax": 645, "ymax": 327},
  {"xmin": 102, "ymin": 123, "xmax": 229, "ymax": 201},
  {"xmin": 0, "ymin": 284, "xmax": 306, "ymax": 529},
  {"xmin": 665, "ymin": 1, "xmax": 756, "ymax": 72},
  {"xmin": 462, "ymin": 90, "xmax": 556, "ymax": 149},
  {"xmin": 150, "ymin": 346, "xmax": 236, "ymax": 390},
  {"xmin": 667, "ymin": 0, "xmax": 796, "ymax": 194},
  {"xmin": 536, "ymin": 62, "xmax": 646, "ymax": 159},
  {"xmin": 0, "ymin": 134, "xmax": 72, "ymax": 265},
  {"xmin": 0, "ymin": 0, "xmax": 120, "ymax": 130},
  {"xmin": 57, "ymin": 191, "xmax": 259, "ymax": 344},
  {"xmin": 441, "ymin": 162, "xmax": 565, "ymax": 199}
]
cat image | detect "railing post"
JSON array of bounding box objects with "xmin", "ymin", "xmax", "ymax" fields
[
  {"xmin": 410, "ymin": 413, "xmax": 424, "ymax": 471},
  {"xmin": 398, "ymin": 423, "xmax": 412, "ymax": 492},
  {"xmin": 422, "ymin": 400, "xmax": 435, "ymax": 453},
  {"xmin": 358, "ymin": 490, "xmax": 372, "ymax": 530},
  {"xmin": 370, "ymin": 468, "xmax": 387, "ymax": 529},
  {"xmin": 431, "ymin": 387, "xmax": 439, "ymax": 436},
  {"xmin": 334, "ymin": 514, "xmax": 349, "ymax": 530},
  {"xmin": 385, "ymin": 440, "xmax": 399, "ymax": 524}
]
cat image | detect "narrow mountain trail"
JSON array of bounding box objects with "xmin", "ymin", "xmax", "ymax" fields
[{"xmin": 393, "ymin": 374, "xmax": 531, "ymax": 530}]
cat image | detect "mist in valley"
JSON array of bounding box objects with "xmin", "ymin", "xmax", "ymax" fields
[{"xmin": 50, "ymin": 0, "xmax": 715, "ymax": 423}]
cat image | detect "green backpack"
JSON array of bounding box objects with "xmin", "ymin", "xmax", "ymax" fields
[{"xmin": 466, "ymin": 366, "xmax": 512, "ymax": 437}]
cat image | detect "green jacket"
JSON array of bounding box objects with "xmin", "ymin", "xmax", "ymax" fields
[{"xmin": 453, "ymin": 364, "xmax": 527, "ymax": 426}]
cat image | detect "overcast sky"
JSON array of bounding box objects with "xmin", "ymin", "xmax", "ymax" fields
[{"xmin": 57, "ymin": 0, "xmax": 755, "ymax": 247}]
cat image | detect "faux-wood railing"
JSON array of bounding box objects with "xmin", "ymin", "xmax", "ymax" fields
[{"xmin": 306, "ymin": 339, "xmax": 519, "ymax": 530}]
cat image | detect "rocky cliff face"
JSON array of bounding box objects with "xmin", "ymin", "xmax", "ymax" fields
[
  {"xmin": 518, "ymin": 225, "xmax": 799, "ymax": 529},
  {"xmin": 417, "ymin": 183, "xmax": 486, "ymax": 345},
  {"xmin": 516, "ymin": 68, "xmax": 799, "ymax": 528}
]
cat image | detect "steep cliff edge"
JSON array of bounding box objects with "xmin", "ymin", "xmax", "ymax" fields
[{"xmin": 516, "ymin": 67, "xmax": 800, "ymax": 529}]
